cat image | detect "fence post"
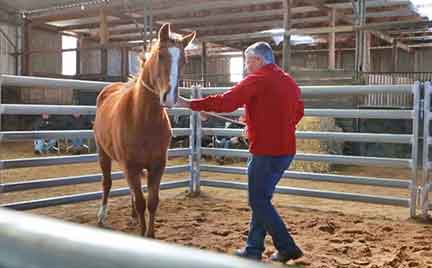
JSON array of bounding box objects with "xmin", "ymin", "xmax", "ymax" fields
[
  {"xmin": 189, "ymin": 86, "xmax": 201, "ymax": 195},
  {"xmin": 410, "ymin": 81, "xmax": 422, "ymax": 217},
  {"xmin": 0, "ymin": 74, "xmax": 3, "ymax": 133},
  {"xmin": 421, "ymin": 81, "xmax": 431, "ymax": 219}
]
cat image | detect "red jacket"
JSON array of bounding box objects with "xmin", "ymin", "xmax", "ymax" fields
[{"xmin": 190, "ymin": 64, "xmax": 304, "ymax": 156}]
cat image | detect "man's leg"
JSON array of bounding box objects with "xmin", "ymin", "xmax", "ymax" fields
[
  {"xmin": 235, "ymin": 156, "xmax": 266, "ymax": 260},
  {"xmin": 46, "ymin": 139, "xmax": 57, "ymax": 152},
  {"xmin": 248, "ymin": 155, "xmax": 302, "ymax": 262},
  {"xmin": 34, "ymin": 139, "xmax": 44, "ymax": 154}
]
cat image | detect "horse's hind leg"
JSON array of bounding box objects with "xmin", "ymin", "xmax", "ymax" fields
[
  {"xmin": 146, "ymin": 166, "xmax": 163, "ymax": 238},
  {"xmin": 126, "ymin": 167, "xmax": 146, "ymax": 236},
  {"xmin": 97, "ymin": 146, "xmax": 112, "ymax": 226}
]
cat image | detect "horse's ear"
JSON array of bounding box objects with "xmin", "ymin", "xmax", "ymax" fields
[
  {"xmin": 182, "ymin": 31, "xmax": 196, "ymax": 48},
  {"xmin": 158, "ymin": 23, "xmax": 170, "ymax": 42}
]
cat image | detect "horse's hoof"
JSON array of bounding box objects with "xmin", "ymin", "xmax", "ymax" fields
[
  {"xmin": 146, "ymin": 232, "xmax": 155, "ymax": 239},
  {"xmin": 97, "ymin": 221, "xmax": 104, "ymax": 227}
]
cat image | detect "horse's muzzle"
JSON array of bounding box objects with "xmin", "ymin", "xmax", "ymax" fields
[{"xmin": 160, "ymin": 87, "xmax": 178, "ymax": 107}]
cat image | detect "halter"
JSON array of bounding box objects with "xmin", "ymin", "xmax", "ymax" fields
[{"xmin": 140, "ymin": 80, "xmax": 160, "ymax": 96}]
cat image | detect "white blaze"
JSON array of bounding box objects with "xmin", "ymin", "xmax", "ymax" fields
[{"xmin": 168, "ymin": 47, "xmax": 180, "ymax": 99}]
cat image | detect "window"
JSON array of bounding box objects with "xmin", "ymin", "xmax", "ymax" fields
[
  {"xmin": 62, "ymin": 35, "xmax": 77, "ymax": 76},
  {"xmin": 229, "ymin": 57, "xmax": 243, "ymax": 83}
]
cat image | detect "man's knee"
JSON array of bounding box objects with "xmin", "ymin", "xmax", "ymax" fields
[{"xmin": 249, "ymin": 197, "xmax": 271, "ymax": 212}]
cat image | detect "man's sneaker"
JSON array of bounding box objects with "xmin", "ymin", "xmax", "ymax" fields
[
  {"xmin": 270, "ymin": 247, "xmax": 303, "ymax": 263},
  {"xmin": 234, "ymin": 248, "xmax": 261, "ymax": 261}
]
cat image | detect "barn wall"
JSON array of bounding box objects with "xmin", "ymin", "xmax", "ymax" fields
[
  {"xmin": 30, "ymin": 29, "xmax": 61, "ymax": 74},
  {"xmin": 80, "ymin": 39, "xmax": 101, "ymax": 75},
  {"xmin": 0, "ymin": 10, "xmax": 18, "ymax": 75}
]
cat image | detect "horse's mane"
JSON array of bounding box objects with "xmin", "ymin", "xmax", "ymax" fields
[{"xmin": 126, "ymin": 40, "xmax": 161, "ymax": 88}]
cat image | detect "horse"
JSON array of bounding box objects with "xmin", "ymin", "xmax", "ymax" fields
[{"xmin": 93, "ymin": 23, "xmax": 195, "ymax": 237}]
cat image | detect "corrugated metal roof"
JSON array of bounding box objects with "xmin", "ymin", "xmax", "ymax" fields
[{"xmin": 0, "ymin": 0, "xmax": 110, "ymax": 13}]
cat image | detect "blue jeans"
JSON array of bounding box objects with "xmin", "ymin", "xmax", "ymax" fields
[
  {"xmin": 34, "ymin": 139, "xmax": 57, "ymax": 153},
  {"xmin": 71, "ymin": 138, "xmax": 83, "ymax": 149},
  {"xmin": 245, "ymin": 155, "xmax": 298, "ymax": 258}
]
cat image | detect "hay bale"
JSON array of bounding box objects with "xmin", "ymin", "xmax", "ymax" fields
[{"xmin": 294, "ymin": 117, "xmax": 332, "ymax": 172}]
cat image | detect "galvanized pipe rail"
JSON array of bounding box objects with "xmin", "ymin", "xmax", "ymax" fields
[
  {"xmin": 194, "ymin": 83, "xmax": 421, "ymax": 217},
  {"xmin": 0, "ymin": 75, "xmax": 423, "ymax": 217},
  {"xmin": 0, "ymin": 208, "xmax": 270, "ymax": 268},
  {"xmin": 0, "ymin": 75, "xmax": 192, "ymax": 210}
]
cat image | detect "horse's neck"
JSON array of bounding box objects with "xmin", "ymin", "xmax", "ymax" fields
[{"xmin": 131, "ymin": 70, "xmax": 162, "ymax": 123}]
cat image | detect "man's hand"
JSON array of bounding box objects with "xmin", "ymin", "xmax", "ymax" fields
[{"xmin": 176, "ymin": 96, "xmax": 191, "ymax": 108}]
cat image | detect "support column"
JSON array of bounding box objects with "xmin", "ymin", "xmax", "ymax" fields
[
  {"xmin": 282, "ymin": 0, "xmax": 292, "ymax": 72},
  {"xmin": 201, "ymin": 41, "xmax": 207, "ymax": 86},
  {"xmin": 22, "ymin": 19, "xmax": 32, "ymax": 75},
  {"xmin": 328, "ymin": 8, "xmax": 336, "ymax": 70},
  {"xmin": 100, "ymin": 8, "xmax": 109, "ymax": 80},
  {"xmin": 121, "ymin": 47, "xmax": 129, "ymax": 81},
  {"xmin": 362, "ymin": 31, "xmax": 371, "ymax": 72},
  {"xmin": 76, "ymin": 37, "xmax": 81, "ymax": 78},
  {"xmin": 142, "ymin": 0, "xmax": 153, "ymax": 52},
  {"xmin": 354, "ymin": 0, "xmax": 366, "ymax": 80}
]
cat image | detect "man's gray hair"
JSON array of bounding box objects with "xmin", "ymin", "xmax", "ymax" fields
[{"xmin": 245, "ymin": 42, "xmax": 275, "ymax": 64}]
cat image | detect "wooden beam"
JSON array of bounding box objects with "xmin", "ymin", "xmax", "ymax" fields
[
  {"xmin": 369, "ymin": 30, "xmax": 411, "ymax": 53},
  {"xmin": 0, "ymin": 26, "xmax": 17, "ymax": 51},
  {"xmin": 59, "ymin": 18, "xmax": 135, "ymax": 31},
  {"xmin": 199, "ymin": 20, "xmax": 432, "ymax": 42},
  {"xmin": 29, "ymin": 5, "xmax": 120, "ymax": 24}
]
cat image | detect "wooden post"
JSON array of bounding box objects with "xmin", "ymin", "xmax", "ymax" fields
[
  {"xmin": 143, "ymin": 0, "xmax": 153, "ymax": 52},
  {"xmin": 413, "ymin": 49, "xmax": 418, "ymax": 72},
  {"xmin": 354, "ymin": 0, "xmax": 366, "ymax": 80},
  {"xmin": 201, "ymin": 41, "xmax": 207, "ymax": 86},
  {"xmin": 22, "ymin": 20, "xmax": 32, "ymax": 75},
  {"xmin": 99, "ymin": 8, "xmax": 109, "ymax": 45},
  {"xmin": 76, "ymin": 37, "xmax": 81, "ymax": 78},
  {"xmin": 121, "ymin": 47, "xmax": 129, "ymax": 81},
  {"xmin": 328, "ymin": 8, "xmax": 336, "ymax": 70},
  {"xmin": 363, "ymin": 31, "xmax": 371, "ymax": 72},
  {"xmin": 99, "ymin": 8, "xmax": 109, "ymax": 80},
  {"xmin": 282, "ymin": 0, "xmax": 292, "ymax": 72}
]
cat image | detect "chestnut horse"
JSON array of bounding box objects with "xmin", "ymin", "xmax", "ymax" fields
[{"xmin": 93, "ymin": 23, "xmax": 195, "ymax": 237}]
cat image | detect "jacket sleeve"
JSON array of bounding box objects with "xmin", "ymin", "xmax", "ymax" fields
[{"xmin": 190, "ymin": 74, "xmax": 261, "ymax": 113}]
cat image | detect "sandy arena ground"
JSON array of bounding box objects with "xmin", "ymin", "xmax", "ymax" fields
[{"xmin": 1, "ymin": 141, "xmax": 432, "ymax": 268}]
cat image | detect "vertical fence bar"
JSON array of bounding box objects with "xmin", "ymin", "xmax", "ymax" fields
[
  {"xmin": 189, "ymin": 86, "xmax": 201, "ymax": 195},
  {"xmin": 0, "ymin": 74, "xmax": 3, "ymax": 133},
  {"xmin": 421, "ymin": 81, "xmax": 432, "ymax": 218},
  {"xmin": 410, "ymin": 81, "xmax": 421, "ymax": 217}
]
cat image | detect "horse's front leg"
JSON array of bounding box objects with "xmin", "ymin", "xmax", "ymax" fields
[
  {"xmin": 126, "ymin": 167, "xmax": 146, "ymax": 236},
  {"xmin": 97, "ymin": 145, "xmax": 112, "ymax": 226},
  {"xmin": 146, "ymin": 166, "xmax": 164, "ymax": 238}
]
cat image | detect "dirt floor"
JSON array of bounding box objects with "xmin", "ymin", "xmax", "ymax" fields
[{"xmin": 1, "ymin": 141, "xmax": 432, "ymax": 268}]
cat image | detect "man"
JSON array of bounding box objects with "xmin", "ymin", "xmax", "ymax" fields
[
  {"xmin": 33, "ymin": 113, "xmax": 58, "ymax": 154},
  {"xmin": 177, "ymin": 42, "xmax": 304, "ymax": 263},
  {"xmin": 65, "ymin": 112, "xmax": 89, "ymax": 154}
]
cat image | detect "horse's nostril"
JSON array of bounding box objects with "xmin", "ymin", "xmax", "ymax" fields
[{"xmin": 163, "ymin": 91, "xmax": 168, "ymax": 102}]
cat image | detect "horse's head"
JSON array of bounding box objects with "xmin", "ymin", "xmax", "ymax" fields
[{"xmin": 142, "ymin": 23, "xmax": 195, "ymax": 107}]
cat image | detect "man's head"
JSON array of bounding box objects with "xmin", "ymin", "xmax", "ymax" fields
[
  {"xmin": 42, "ymin": 112, "xmax": 49, "ymax": 120},
  {"xmin": 244, "ymin": 42, "xmax": 274, "ymax": 74}
]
